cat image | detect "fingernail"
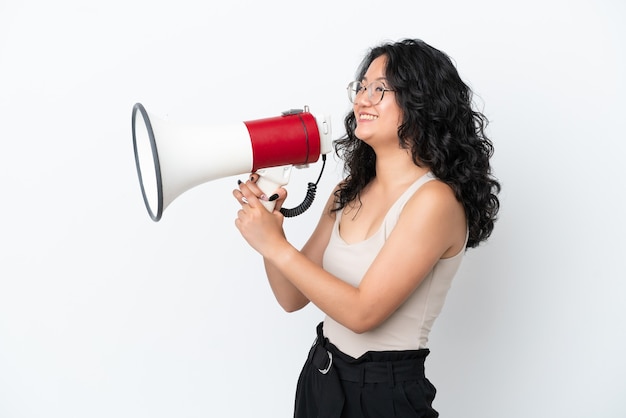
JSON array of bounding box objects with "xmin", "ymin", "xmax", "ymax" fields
[
  {"xmin": 237, "ymin": 179, "xmax": 242, "ymax": 185},
  {"xmin": 260, "ymin": 194, "xmax": 268, "ymax": 201},
  {"xmin": 269, "ymin": 193, "xmax": 279, "ymax": 202}
]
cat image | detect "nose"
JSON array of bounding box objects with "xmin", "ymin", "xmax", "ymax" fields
[{"xmin": 355, "ymin": 86, "xmax": 372, "ymax": 106}]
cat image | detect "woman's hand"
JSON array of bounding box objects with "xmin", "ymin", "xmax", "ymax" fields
[{"xmin": 233, "ymin": 174, "xmax": 288, "ymax": 258}]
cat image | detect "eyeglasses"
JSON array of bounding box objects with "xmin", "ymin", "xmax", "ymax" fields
[{"xmin": 346, "ymin": 80, "xmax": 394, "ymax": 105}]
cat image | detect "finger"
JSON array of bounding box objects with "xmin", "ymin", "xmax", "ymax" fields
[
  {"xmin": 234, "ymin": 210, "xmax": 244, "ymax": 230},
  {"xmin": 232, "ymin": 189, "xmax": 248, "ymax": 206},
  {"xmin": 239, "ymin": 182, "xmax": 261, "ymax": 208},
  {"xmin": 244, "ymin": 177, "xmax": 267, "ymax": 201},
  {"xmin": 270, "ymin": 187, "xmax": 288, "ymax": 211}
]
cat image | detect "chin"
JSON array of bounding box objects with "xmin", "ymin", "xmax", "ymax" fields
[{"xmin": 354, "ymin": 127, "xmax": 371, "ymax": 142}]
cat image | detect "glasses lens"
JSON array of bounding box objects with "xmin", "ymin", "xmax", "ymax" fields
[
  {"xmin": 347, "ymin": 81, "xmax": 361, "ymax": 103},
  {"xmin": 369, "ymin": 81, "xmax": 385, "ymax": 104},
  {"xmin": 346, "ymin": 81, "xmax": 389, "ymax": 104}
]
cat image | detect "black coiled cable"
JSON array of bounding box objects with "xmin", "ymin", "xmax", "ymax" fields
[{"xmin": 280, "ymin": 154, "xmax": 326, "ymax": 218}]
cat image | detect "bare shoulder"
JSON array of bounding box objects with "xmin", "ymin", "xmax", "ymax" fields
[
  {"xmin": 400, "ymin": 178, "xmax": 467, "ymax": 257},
  {"xmin": 410, "ymin": 178, "xmax": 459, "ymax": 208}
]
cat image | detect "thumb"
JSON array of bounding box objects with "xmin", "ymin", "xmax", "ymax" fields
[{"xmin": 268, "ymin": 187, "xmax": 288, "ymax": 211}]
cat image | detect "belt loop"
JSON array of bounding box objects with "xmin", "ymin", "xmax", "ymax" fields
[
  {"xmin": 387, "ymin": 362, "xmax": 395, "ymax": 388},
  {"xmin": 359, "ymin": 365, "xmax": 365, "ymax": 388}
]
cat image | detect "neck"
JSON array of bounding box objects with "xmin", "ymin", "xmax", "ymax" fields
[{"xmin": 373, "ymin": 146, "xmax": 428, "ymax": 189}]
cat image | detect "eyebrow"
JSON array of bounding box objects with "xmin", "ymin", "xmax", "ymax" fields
[{"xmin": 361, "ymin": 76, "xmax": 389, "ymax": 83}]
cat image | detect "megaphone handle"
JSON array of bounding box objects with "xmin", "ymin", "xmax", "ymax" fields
[{"xmin": 255, "ymin": 165, "xmax": 293, "ymax": 212}]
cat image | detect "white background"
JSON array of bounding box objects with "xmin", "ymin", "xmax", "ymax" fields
[{"xmin": 1, "ymin": 0, "xmax": 625, "ymax": 417}]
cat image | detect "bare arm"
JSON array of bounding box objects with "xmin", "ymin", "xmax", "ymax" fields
[
  {"xmin": 235, "ymin": 180, "xmax": 466, "ymax": 333},
  {"xmin": 235, "ymin": 176, "xmax": 339, "ymax": 312},
  {"xmin": 262, "ymin": 190, "xmax": 336, "ymax": 312}
]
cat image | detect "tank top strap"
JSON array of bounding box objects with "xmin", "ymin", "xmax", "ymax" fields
[
  {"xmin": 383, "ymin": 171, "xmax": 436, "ymax": 238},
  {"xmin": 333, "ymin": 172, "xmax": 436, "ymax": 239},
  {"xmin": 387, "ymin": 171, "xmax": 436, "ymax": 217}
]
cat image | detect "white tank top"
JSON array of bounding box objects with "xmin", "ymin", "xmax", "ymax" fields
[{"xmin": 322, "ymin": 172, "xmax": 467, "ymax": 358}]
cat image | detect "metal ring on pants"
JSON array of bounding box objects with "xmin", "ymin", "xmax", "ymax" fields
[{"xmin": 294, "ymin": 322, "xmax": 438, "ymax": 418}]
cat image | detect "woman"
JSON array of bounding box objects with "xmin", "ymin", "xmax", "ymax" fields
[{"xmin": 233, "ymin": 38, "xmax": 500, "ymax": 417}]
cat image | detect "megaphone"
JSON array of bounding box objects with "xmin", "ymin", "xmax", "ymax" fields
[{"xmin": 132, "ymin": 103, "xmax": 332, "ymax": 221}]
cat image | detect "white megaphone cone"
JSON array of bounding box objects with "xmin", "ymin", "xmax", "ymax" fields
[{"xmin": 132, "ymin": 103, "xmax": 332, "ymax": 221}]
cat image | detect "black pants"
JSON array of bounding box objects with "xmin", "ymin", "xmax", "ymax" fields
[{"xmin": 294, "ymin": 322, "xmax": 439, "ymax": 418}]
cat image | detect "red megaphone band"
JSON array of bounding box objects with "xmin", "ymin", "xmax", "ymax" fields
[{"xmin": 245, "ymin": 111, "xmax": 321, "ymax": 171}]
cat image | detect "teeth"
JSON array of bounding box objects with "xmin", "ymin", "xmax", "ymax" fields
[{"xmin": 359, "ymin": 114, "xmax": 378, "ymax": 120}]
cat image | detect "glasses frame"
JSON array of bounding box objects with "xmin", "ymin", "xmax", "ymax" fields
[{"xmin": 346, "ymin": 80, "xmax": 395, "ymax": 105}]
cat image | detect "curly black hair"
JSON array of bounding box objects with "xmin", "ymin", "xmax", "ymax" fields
[{"xmin": 333, "ymin": 38, "xmax": 501, "ymax": 248}]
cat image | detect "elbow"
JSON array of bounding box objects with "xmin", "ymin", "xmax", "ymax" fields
[
  {"xmin": 282, "ymin": 305, "xmax": 301, "ymax": 314},
  {"xmin": 348, "ymin": 323, "xmax": 375, "ymax": 335},
  {"xmin": 339, "ymin": 292, "xmax": 390, "ymax": 334},
  {"xmin": 280, "ymin": 300, "xmax": 309, "ymax": 313},
  {"xmin": 344, "ymin": 315, "xmax": 382, "ymax": 335},
  {"xmin": 348, "ymin": 324, "xmax": 370, "ymax": 334}
]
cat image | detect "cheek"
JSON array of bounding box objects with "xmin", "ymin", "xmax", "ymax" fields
[{"xmin": 381, "ymin": 101, "xmax": 403, "ymax": 126}]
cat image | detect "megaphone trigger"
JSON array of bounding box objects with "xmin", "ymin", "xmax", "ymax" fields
[{"xmin": 254, "ymin": 165, "xmax": 293, "ymax": 212}]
